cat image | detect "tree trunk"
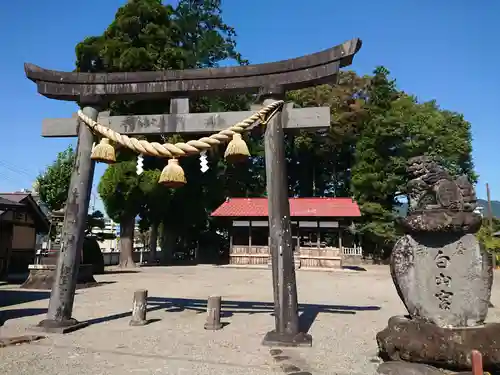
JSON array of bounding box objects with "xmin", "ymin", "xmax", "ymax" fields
[
  {"xmin": 148, "ymin": 222, "xmax": 158, "ymax": 264},
  {"xmin": 119, "ymin": 215, "xmax": 136, "ymax": 268},
  {"xmin": 160, "ymin": 226, "xmax": 175, "ymax": 265},
  {"xmin": 194, "ymin": 243, "xmax": 199, "ymax": 264}
]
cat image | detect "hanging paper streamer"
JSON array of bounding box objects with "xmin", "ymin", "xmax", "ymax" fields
[
  {"xmin": 136, "ymin": 154, "xmax": 144, "ymax": 175},
  {"xmin": 200, "ymin": 150, "xmax": 209, "ymax": 173}
]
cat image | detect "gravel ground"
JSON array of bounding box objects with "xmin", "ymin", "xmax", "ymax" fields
[{"xmin": 1, "ymin": 265, "xmax": 499, "ymax": 375}]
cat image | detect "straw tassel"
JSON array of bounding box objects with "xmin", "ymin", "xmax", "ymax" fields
[
  {"xmin": 224, "ymin": 133, "xmax": 250, "ymax": 163},
  {"xmin": 158, "ymin": 158, "xmax": 186, "ymax": 188},
  {"xmin": 91, "ymin": 138, "xmax": 116, "ymax": 164}
]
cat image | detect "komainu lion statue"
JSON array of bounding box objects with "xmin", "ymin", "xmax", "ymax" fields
[{"xmin": 401, "ymin": 156, "xmax": 481, "ymax": 233}]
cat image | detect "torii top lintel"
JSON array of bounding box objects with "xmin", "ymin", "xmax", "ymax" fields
[{"xmin": 24, "ymin": 38, "xmax": 361, "ymax": 102}]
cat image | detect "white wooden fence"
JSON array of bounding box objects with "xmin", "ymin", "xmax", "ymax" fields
[
  {"xmin": 342, "ymin": 247, "xmax": 363, "ymax": 256},
  {"xmin": 102, "ymin": 247, "xmax": 363, "ymax": 267}
]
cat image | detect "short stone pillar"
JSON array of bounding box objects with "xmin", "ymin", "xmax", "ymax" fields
[
  {"xmin": 129, "ymin": 289, "xmax": 148, "ymax": 326},
  {"xmin": 204, "ymin": 296, "xmax": 222, "ymax": 330},
  {"xmin": 376, "ymin": 156, "xmax": 500, "ymax": 373}
]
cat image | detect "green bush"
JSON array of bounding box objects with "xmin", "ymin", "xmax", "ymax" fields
[{"xmin": 83, "ymin": 237, "xmax": 104, "ymax": 274}]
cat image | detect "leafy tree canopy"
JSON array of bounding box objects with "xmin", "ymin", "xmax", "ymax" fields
[
  {"xmin": 37, "ymin": 146, "xmax": 108, "ymax": 241},
  {"xmin": 288, "ymin": 67, "xmax": 476, "ymax": 257},
  {"xmin": 72, "ymin": 1, "xmax": 477, "ymax": 262},
  {"xmin": 477, "ymin": 218, "xmax": 500, "ymax": 253},
  {"xmin": 98, "ymin": 160, "xmax": 143, "ymax": 222},
  {"xmin": 350, "ymin": 67, "xmax": 476, "ymax": 254},
  {"xmin": 36, "ymin": 146, "xmax": 75, "ymax": 212},
  {"xmin": 77, "ymin": 0, "xmax": 250, "ymax": 266}
]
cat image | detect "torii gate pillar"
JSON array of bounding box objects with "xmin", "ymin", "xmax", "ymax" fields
[
  {"xmin": 261, "ymin": 90, "xmax": 311, "ymax": 346},
  {"xmin": 37, "ymin": 99, "xmax": 101, "ymax": 333}
]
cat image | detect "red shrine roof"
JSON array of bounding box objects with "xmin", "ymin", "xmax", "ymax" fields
[{"xmin": 211, "ymin": 197, "xmax": 361, "ymax": 218}]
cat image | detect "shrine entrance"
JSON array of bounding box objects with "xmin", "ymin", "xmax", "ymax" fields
[{"xmin": 24, "ymin": 37, "xmax": 362, "ymax": 345}]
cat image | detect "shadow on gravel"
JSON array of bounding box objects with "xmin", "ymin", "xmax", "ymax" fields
[
  {"xmin": 342, "ymin": 266, "xmax": 367, "ymax": 272},
  {"xmin": 0, "ymin": 289, "xmax": 51, "ymax": 326},
  {"xmin": 0, "ymin": 289, "xmax": 50, "ymax": 308},
  {"xmin": 102, "ymin": 270, "xmax": 141, "ymax": 275},
  {"xmin": 87, "ymin": 297, "xmax": 381, "ymax": 333},
  {"xmin": 0, "ymin": 308, "xmax": 47, "ymax": 326}
]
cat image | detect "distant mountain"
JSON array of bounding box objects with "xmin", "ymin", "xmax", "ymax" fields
[
  {"xmin": 477, "ymin": 199, "xmax": 500, "ymax": 218},
  {"xmin": 394, "ymin": 199, "xmax": 500, "ymax": 218}
]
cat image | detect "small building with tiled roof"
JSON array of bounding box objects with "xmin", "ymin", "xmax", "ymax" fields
[
  {"xmin": 211, "ymin": 197, "xmax": 362, "ymax": 270},
  {"xmin": 0, "ymin": 193, "xmax": 50, "ymax": 278}
]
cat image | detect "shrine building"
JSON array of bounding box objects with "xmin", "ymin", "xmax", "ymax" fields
[
  {"xmin": 0, "ymin": 193, "xmax": 50, "ymax": 279},
  {"xmin": 211, "ymin": 197, "xmax": 362, "ymax": 269}
]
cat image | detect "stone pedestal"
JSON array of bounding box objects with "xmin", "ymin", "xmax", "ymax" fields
[
  {"xmin": 391, "ymin": 233, "xmax": 492, "ymax": 327},
  {"xmin": 377, "ymin": 316, "xmax": 500, "ymax": 372},
  {"xmin": 262, "ymin": 330, "xmax": 312, "ymax": 347},
  {"xmin": 21, "ymin": 264, "xmax": 96, "ymax": 290},
  {"xmin": 378, "ymin": 232, "xmax": 498, "ymax": 371},
  {"xmin": 32, "ymin": 318, "xmax": 89, "ymax": 334},
  {"xmin": 377, "ymin": 156, "xmax": 498, "ymax": 372}
]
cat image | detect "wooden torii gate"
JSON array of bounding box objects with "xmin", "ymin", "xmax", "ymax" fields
[{"xmin": 24, "ymin": 38, "xmax": 362, "ymax": 345}]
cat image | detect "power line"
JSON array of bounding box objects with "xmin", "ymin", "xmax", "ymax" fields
[
  {"xmin": 0, "ymin": 168, "xmax": 32, "ymax": 188},
  {"xmin": 0, "ymin": 160, "xmax": 35, "ymax": 178},
  {"xmin": 0, "ymin": 160, "xmax": 38, "ymax": 193},
  {"xmin": 0, "ymin": 173, "xmax": 18, "ymax": 184},
  {"xmin": 0, "ymin": 174, "xmax": 28, "ymax": 193}
]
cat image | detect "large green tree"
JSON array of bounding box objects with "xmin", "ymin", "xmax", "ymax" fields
[
  {"xmin": 98, "ymin": 160, "xmax": 144, "ymax": 267},
  {"xmin": 350, "ymin": 67, "xmax": 403, "ymax": 255},
  {"xmin": 476, "ymin": 218, "xmax": 500, "ymax": 252},
  {"xmin": 36, "ymin": 146, "xmax": 75, "ymax": 212},
  {"xmin": 288, "ymin": 67, "xmax": 476, "ymax": 258},
  {"xmin": 138, "ymin": 169, "xmax": 170, "ymax": 263},
  {"xmin": 76, "ymin": 0, "xmax": 250, "ymax": 267},
  {"xmin": 351, "ymin": 67, "xmax": 476, "ymax": 257},
  {"xmin": 287, "ymin": 71, "xmax": 370, "ymax": 197},
  {"xmin": 75, "ymin": 1, "xmax": 478, "ymax": 264},
  {"xmin": 37, "ymin": 146, "xmax": 106, "ymax": 242}
]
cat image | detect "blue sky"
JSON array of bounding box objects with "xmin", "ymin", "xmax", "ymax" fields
[{"xmin": 0, "ymin": 0, "xmax": 498, "ymax": 214}]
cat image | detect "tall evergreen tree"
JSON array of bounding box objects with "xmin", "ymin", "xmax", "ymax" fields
[
  {"xmin": 76, "ymin": 0, "xmax": 250, "ymax": 267},
  {"xmin": 351, "ymin": 67, "xmax": 476, "ymax": 257},
  {"xmin": 350, "ymin": 67, "xmax": 402, "ymax": 256},
  {"xmin": 74, "ymin": 2, "xmax": 477, "ymax": 263}
]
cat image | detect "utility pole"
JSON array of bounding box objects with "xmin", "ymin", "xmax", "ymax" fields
[
  {"xmin": 89, "ymin": 192, "xmax": 97, "ymax": 213},
  {"xmin": 487, "ymin": 183, "xmax": 493, "ymax": 231}
]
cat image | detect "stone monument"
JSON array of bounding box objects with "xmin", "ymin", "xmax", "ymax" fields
[
  {"xmin": 22, "ymin": 208, "xmax": 96, "ymax": 290},
  {"xmin": 377, "ymin": 156, "xmax": 500, "ymax": 372}
]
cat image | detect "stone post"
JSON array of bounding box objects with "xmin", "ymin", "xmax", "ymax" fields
[
  {"xmin": 35, "ymin": 100, "xmax": 99, "ymax": 333},
  {"xmin": 204, "ymin": 295, "xmax": 222, "ymax": 330},
  {"xmin": 130, "ymin": 289, "xmax": 148, "ymax": 326}
]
